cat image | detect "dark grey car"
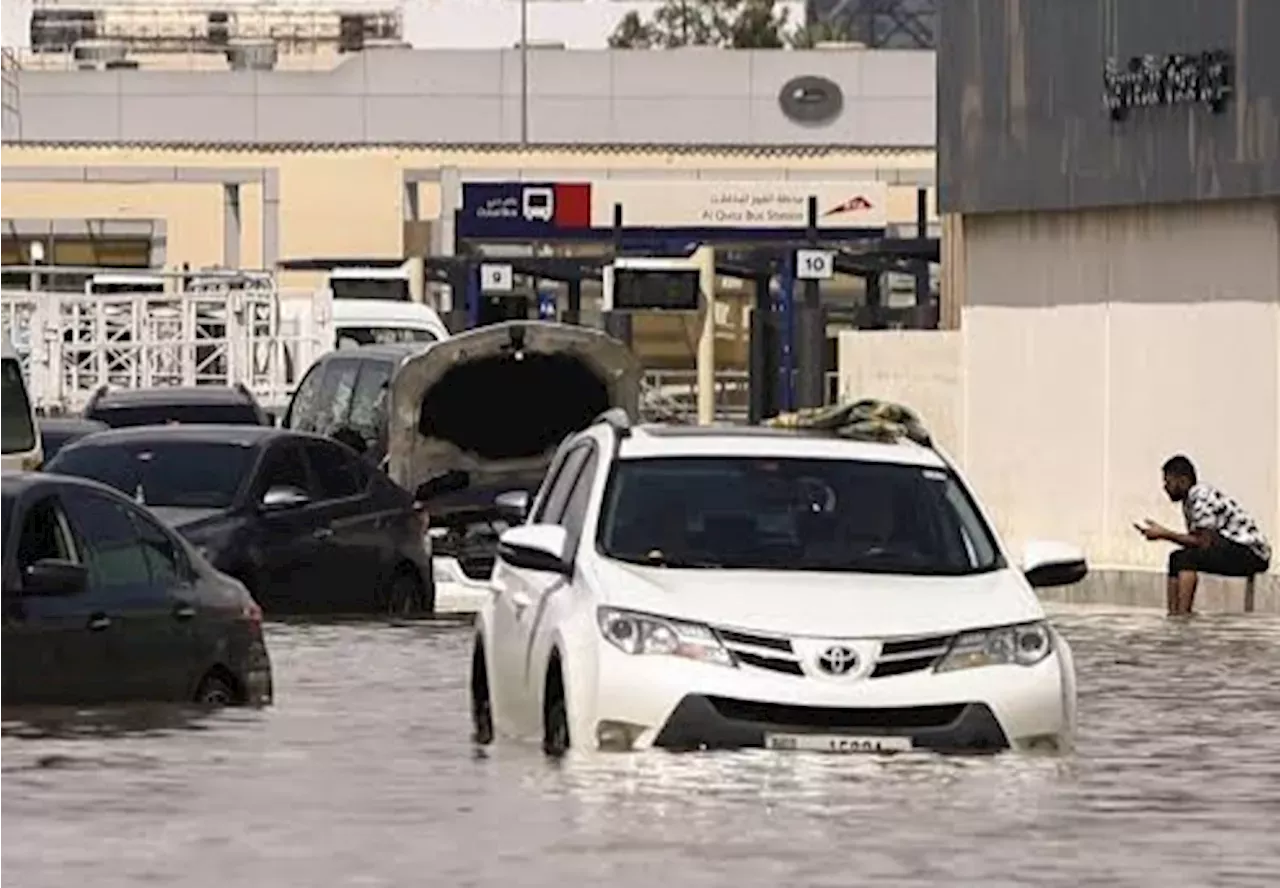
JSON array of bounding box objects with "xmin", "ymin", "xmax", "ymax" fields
[{"xmin": 2, "ymin": 472, "xmax": 273, "ymax": 706}]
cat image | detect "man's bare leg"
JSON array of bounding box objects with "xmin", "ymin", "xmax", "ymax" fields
[
  {"xmin": 1174, "ymin": 569, "xmax": 1199, "ymax": 615},
  {"xmin": 1166, "ymin": 576, "xmax": 1179, "ymax": 615}
]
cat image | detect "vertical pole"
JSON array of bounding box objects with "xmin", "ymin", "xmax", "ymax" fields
[
  {"xmin": 695, "ymin": 244, "xmax": 716, "ymax": 425},
  {"xmin": 797, "ymin": 195, "xmax": 824, "ymax": 409},
  {"xmin": 748, "ymin": 272, "xmax": 773, "ymax": 424},
  {"xmin": 466, "ymin": 262, "xmax": 481, "ymax": 330},
  {"xmin": 777, "ymin": 250, "xmax": 796, "ymax": 412},
  {"xmin": 604, "ymin": 202, "xmax": 632, "ymax": 347},
  {"xmin": 565, "ymin": 277, "xmax": 581, "ymax": 325},
  {"xmin": 913, "ymin": 186, "xmax": 930, "ymax": 316},
  {"xmin": 519, "ymin": 0, "xmax": 529, "ymax": 146}
]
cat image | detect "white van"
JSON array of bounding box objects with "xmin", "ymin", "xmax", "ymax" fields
[
  {"xmin": 2, "ymin": 336, "xmax": 43, "ymax": 471},
  {"xmin": 332, "ymin": 298, "xmax": 449, "ymax": 349}
]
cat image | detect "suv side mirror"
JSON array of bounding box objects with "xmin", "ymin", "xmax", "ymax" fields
[
  {"xmin": 23, "ymin": 558, "xmax": 88, "ymax": 596},
  {"xmin": 414, "ymin": 469, "xmax": 470, "ymax": 503},
  {"xmin": 497, "ymin": 524, "xmax": 571, "ymax": 576},
  {"xmin": 494, "ymin": 489, "xmax": 530, "ymax": 523},
  {"xmin": 1021, "ymin": 540, "xmax": 1089, "ymax": 588},
  {"xmin": 260, "ymin": 485, "xmax": 311, "ymax": 512}
]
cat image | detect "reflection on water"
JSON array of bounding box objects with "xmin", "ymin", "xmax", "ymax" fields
[{"xmin": 4, "ymin": 607, "xmax": 1279, "ymax": 887}]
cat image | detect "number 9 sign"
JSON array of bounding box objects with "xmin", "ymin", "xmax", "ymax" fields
[{"xmin": 479, "ymin": 263, "xmax": 514, "ymax": 293}]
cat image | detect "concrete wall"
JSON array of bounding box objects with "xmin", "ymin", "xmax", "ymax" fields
[
  {"xmin": 962, "ymin": 198, "xmax": 1280, "ymax": 573},
  {"xmin": 938, "ymin": 0, "xmax": 1280, "ymax": 214},
  {"xmin": 6, "ymin": 47, "xmax": 935, "ymax": 147},
  {"xmin": 0, "ymin": 143, "xmax": 936, "ymax": 272},
  {"xmin": 836, "ymin": 329, "xmax": 962, "ymax": 457}
]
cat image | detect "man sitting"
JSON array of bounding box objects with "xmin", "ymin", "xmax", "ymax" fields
[{"xmin": 1137, "ymin": 455, "xmax": 1271, "ymax": 615}]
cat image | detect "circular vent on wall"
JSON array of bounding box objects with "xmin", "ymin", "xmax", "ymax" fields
[{"xmin": 778, "ymin": 75, "xmax": 844, "ymax": 126}]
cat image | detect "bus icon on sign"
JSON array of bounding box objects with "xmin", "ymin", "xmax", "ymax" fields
[{"xmin": 522, "ymin": 187, "xmax": 554, "ymax": 222}]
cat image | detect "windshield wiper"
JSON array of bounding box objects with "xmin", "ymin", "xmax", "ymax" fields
[{"xmin": 614, "ymin": 550, "xmax": 725, "ymax": 569}]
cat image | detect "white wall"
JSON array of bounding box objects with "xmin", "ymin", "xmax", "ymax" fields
[
  {"xmin": 962, "ymin": 198, "xmax": 1280, "ymax": 569},
  {"xmin": 836, "ymin": 330, "xmax": 962, "ymax": 457}
]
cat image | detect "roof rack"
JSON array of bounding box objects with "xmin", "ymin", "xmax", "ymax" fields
[{"xmin": 763, "ymin": 399, "xmax": 933, "ymax": 448}]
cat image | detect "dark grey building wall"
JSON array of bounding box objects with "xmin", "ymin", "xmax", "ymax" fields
[
  {"xmin": 938, "ymin": 0, "xmax": 1280, "ymax": 214},
  {"xmin": 4, "ymin": 47, "xmax": 934, "ymax": 148}
]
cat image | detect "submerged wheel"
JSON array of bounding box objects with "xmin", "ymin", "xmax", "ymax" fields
[
  {"xmin": 542, "ymin": 664, "xmax": 570, "ymax": 758},
  {"xmin": 470, "ymin": 641, "xmax": 495, "ymax": 745},
  {"xmin": 194, "ymin": 672, "xmax": 238, "ymax": 706},
  {"xmin": 385, "ymin": 568, "xmax": 426, "ymax": 616}
]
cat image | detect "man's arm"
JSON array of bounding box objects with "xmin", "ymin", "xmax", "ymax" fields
[{"xmin": 1156, "ymin": 526, "xmax": 1212, "ymax": 548}]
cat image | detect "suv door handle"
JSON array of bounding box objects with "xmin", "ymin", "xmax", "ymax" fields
[
  {"xmin": 312, "ymin": 527, "xmax": 334, "ymax": 540},
  {"xmin": 87, "ymin": 613, "xmax": 111, "ymax": 632},
  {"xmin": 510, "ymin": 590, "xmax": 532, "ymax": 611},
  {"xmin": 172, "ymin": 603, "xmax": 196, "ymax": 621}
]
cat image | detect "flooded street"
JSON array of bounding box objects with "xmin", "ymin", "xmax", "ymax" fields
[{"xmin": 4, "ymin": 606, "xmax": 1280, "ymax": 888}]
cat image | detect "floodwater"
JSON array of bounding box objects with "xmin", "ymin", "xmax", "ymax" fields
[{"xmin": 3, "ymin": 606, "xmax": 1279, "ymax": 888}]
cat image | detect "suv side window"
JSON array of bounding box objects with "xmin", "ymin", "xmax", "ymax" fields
[
  {"xmin": 559, "ymin": 448, "xmax": 600, "ymax": 555},
  {"xmin": 284, "ymin": 361, "xmax": 325, "ymax": 431},
  {"xmin": 129, "ymin": 508, "xmax": 192, "ymax": 585},
  {"xmin": 302, "ymin": 439, "xmax": 365, "ymax": 501},
  {"xmin": 536, "ymin": 445, "xmax": 589, "ymax": 525},
  {"xmin": 60, "ymin": 489, "xmax": 151, "ymax": 589}
]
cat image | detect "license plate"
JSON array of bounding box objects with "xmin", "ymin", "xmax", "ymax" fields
[{"xmin": 765, "ymin": 733, "xmax": 913, "ymax": 754}]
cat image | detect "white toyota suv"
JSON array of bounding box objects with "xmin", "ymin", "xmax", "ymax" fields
[{"xmin": 470, "ymin": 408, "xmax": 1085, "ymax": 757}]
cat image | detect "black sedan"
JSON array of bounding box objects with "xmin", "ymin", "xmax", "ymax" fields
[
  {"xmin": 44, "ymin": 425, "xmax": 436, "ymax": 616},
  {"xmin": 2, "ymin": 471, "xmax": 273, "ymax": 706}
]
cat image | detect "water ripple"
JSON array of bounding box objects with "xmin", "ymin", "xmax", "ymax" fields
[{"xmin": 3, "ymin": 605, "xmax": 1279, "ymax": 887}]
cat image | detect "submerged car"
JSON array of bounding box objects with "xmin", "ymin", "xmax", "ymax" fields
[
  {"xmin": 470, "ymin": 409, "xmax": 1085, "ymax": 757},
  {"xmin": 83, "ymin": 384, "xmax": 270, "ymax": 428},
  {"xmin": 44, "ymin": 425, "xmax": 434, "ymax": 616},
  {"xmin": 384, "ymin": 321, "xmax": 641, "ymax": 613},
  {"xmin": 1, "ymin": 471, "xmax": 272, "ymax": 706}
]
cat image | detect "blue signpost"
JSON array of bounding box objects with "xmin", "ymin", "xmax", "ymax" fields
[
  {"xmin": 465, "ymin": 264, "xmax": 482, "ymax": 329},
  {"xmin": 777, "ymin": 251, "xmax": 797, "ymax": 413}
]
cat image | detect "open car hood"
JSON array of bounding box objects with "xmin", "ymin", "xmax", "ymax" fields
[{"xmin": 386, "ymin": 321, "xmax": 640, "ymax": 513}]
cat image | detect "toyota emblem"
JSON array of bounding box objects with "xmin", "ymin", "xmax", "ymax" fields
[{"xmin": 817, "ymin": 645, "xmax": 859, "ymax": 676}]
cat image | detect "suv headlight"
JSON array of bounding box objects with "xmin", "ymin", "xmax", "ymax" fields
[
  {"xmin": 934, "ymin": 621, "xmax": 1054, "ymax": 672},
  {"xmin": 597, "ymin": 607, "xmax": 736, "ymax": 667}
]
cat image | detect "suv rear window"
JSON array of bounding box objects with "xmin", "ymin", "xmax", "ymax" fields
[{"xmin": 88, "ymin": 402, "xmax": 262, "ymax": 428}]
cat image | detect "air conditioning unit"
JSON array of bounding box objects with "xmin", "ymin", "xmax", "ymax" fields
[
  {"xmin": 72, "ymin": 38, "xmax": 127, "ymax": 69},
  {"xmin": 226, "ymin": 38, "xmax": 278, "ymax": 71}
]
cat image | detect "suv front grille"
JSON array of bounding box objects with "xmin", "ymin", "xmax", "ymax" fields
[
  {"xmin": 707, "ymin": 697, "xmax": 965, "ymax": 731},
  {"xmin": 870, "ymin": 633, "xmax": 953, "ymax": 678},
  {"xmin": 713, "ymin": 625, "xmax": 954, "ymax": 679}
]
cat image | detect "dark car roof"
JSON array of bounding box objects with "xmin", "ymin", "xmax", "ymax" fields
[
  {"xmin": 38, "ymin": 417, "xmax": 110, "ymax": 434},
  {"xmin": 91, "ymin": 386, "xmax": 257, "ymax": 407}
]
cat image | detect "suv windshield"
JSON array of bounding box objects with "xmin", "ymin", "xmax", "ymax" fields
[
  {"xmin": 90, "ymin": 403, "xmax": 262, "ymax": 428},
  {"xmin": 336, "ymin": 326, "xmax": 437, "ymax": 347},
  {"xmin": 48, "ymin": 441, "xmax": 254, "ymax": 509},
  {"xmin": 597, "ymin": 457, "xmax": 1004, "ymax": 576}
]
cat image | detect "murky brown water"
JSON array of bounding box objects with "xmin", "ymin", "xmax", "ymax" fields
[{"xmin": 4, "ymin": 605, "xmax": 1280, "ymax": 888}]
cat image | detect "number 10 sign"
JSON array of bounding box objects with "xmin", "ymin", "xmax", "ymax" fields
[{"xmin": 795, "ymin": 249, "xmax": 835, "ymax": 280}]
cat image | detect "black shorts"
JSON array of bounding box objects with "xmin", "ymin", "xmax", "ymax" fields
[{"xmin": 1168, "ymin": 539, "xmax": 1269, "ymax": 577}]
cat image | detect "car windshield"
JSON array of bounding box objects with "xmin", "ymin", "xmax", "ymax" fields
[
  {"xmin": 597, "ymin": 457, "xmax": 1004, "ymax": 576},
  {"xmin": 91, "ymin": 403, "xmax": 261, "ymax": 428},
  {"xmin": 47, "ymin": 441, "xmax": 254, "ymax": 509}
]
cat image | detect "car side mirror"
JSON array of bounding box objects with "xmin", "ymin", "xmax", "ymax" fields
[
  {"xmin": 260, "ymin": 485, "xmax": 311, "ymax": 512},
  {"xmin": 23, "ymin": 558, "xmax": 88, "ymax": 596},
  {"xmin": 414, "ymin": 469, "xmax": 470, "ymax": 503},
  {"xmin": 494, "ymin": 489, "xmax": 530, "ymax": 523},
  {"xmin": 497, "ymin": 524, "xmax": 571, "ymax": 576},
  {"xmin": 1021, "ymin": 540, "xmax": 1089, "ymax": 589}
]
